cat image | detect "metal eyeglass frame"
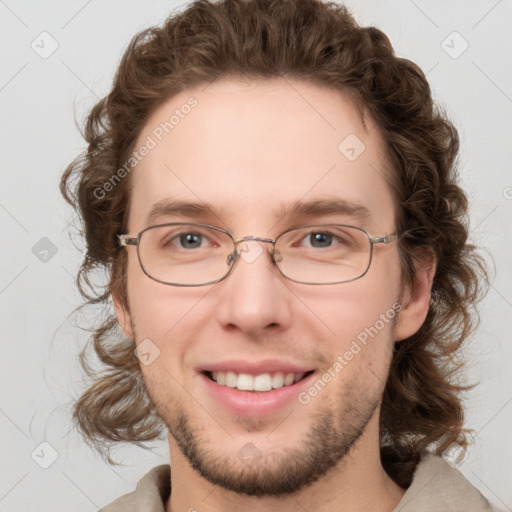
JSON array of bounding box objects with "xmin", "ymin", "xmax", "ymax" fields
[{"xmin": 118, "ymin": 222, "xmax": 399, "ymax": 287}]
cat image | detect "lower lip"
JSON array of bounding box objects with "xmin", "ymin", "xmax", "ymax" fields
[{"xmin": 200, "ymin": 372, "xmax": 315, "ymax": 417}]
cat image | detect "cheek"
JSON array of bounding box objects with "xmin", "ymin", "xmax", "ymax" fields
[
  {"xmin": 301, "ymin": 256, "xmax": 401, "ymax": 340},
  {"xmin": 296, "ymin": 257, "xmax": 402, "ymax": 384},
  {"xmin": 126, "ymin": 256, "xmax": 216, "ymax": 367}
]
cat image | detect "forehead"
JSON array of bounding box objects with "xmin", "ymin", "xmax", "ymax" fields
[{"xmin": 128, "ymin": 77, "xmax": 395, "ymax": 234}]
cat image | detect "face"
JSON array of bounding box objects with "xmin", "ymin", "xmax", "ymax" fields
[{"xmin": 116, "ymin": 78, "xmax": 423, "ymax": 496}]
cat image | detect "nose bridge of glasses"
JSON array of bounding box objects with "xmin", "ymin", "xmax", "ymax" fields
[
  {"xmin": 226, "ymin": 236, "xmax": 277, "ymax": 266},
  {"xmin": 233, "ymin": 236, "xmax": 275, "ymax": 245}
]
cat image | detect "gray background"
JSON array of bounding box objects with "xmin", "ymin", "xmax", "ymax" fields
[{"xmin": 1, "ymin": 1, "xmax": 511, "ymax": 510}]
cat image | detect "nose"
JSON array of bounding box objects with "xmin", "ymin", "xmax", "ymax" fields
[{"xmin": 215, "ymin": 240, "xmax": 293, "ymax": 338}]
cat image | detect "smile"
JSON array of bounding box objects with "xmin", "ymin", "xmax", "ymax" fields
[
  {"xmin": 200, "ymin": 367, "xmax": 316, "ymax": 417},
  {"xmin": 206, "ymin": 370, "xmax": 312, "ymax": 392}
]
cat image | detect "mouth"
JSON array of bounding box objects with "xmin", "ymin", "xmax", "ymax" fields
[
  {"xmin": 203, "ymin": 370, "xmax": 315, "ymax": 392},
  {"xmin": 199, "ymin": 366, "xmax": 316, "ymax": 417},
  {"xmin": 198, "ymin": 359, "xmax": 317, "ymax": 416}
]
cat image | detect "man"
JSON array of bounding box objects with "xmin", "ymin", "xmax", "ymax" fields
[{"xmin": 61, "ymin": 0, "xmax": 490, "ymax": 510}]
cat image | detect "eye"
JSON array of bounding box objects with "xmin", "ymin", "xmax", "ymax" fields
[
  {"xmin": 308, "ymin": 232, "xmax": 334, "ymax": 247},
  {"xmin": 160, "ymin": 231, "xmax": 209, "ymax": 250},
  {"xmin": 300, "ymin": 231, "xmax": 341, "ymax": 248},
  {"xmin": 177, "ymin": 232, "xmax": 204, "ymax": 249}
]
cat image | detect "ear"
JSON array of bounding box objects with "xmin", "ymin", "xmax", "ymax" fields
[
  {"xmin": 112, "ymin": 290, "xmax": 134, "ymax": 340},
  {"xmin": 395, "ymin": 248, "xmax": 436, "ymax": 341}
]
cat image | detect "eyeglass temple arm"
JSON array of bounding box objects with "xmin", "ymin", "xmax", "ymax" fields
[
  {"xmin": 118, "ymin": 234, "xmax": 138, "ymax": 247},
  {"xmin": 371, "ymin": 234, "xmax": 398, "ymax": 244}
]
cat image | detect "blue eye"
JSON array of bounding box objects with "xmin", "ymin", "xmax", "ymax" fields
[
  {"xmin": 308, "ymin": 232, "xmax": 334, "ymax": 247},
  {"xmin": 178, "ymin": 233, "xmax": 203, "ymax": 249}
]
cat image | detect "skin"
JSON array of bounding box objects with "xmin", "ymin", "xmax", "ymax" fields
[{"xmin": 115, "ymin": 77, "xmax": 435, "ymax": 512}]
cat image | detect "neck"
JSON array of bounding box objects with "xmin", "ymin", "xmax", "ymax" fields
[{"xmin": 166, "ymin": 416, "xmax": 405, "ymax": 512}]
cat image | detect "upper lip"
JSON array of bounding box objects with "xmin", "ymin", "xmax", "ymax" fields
[{"xmin": 198, "ymin": 359, "xmax": 315, "ymax": 375}]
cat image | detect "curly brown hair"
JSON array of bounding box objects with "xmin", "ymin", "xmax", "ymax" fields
[{"xmin": 60, "ymin": 0, "xmax": 488, "ymax": 486}]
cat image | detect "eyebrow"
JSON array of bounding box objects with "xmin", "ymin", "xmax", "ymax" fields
[
  {"xmin": 146, "ymin": 199, "xmax": 221, "ymax": 225},
  {"xmin": 146, "ymin": 197, "xmax": 372, "ymax": 226},
  {"xmin": 281, "ymin": 197, "xmax": 371, "ymax": 224}
]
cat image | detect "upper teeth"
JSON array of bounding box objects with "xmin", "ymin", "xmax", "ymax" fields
[{"xmin": 211, "ymin": 371, "xmax": 305, "ymax": 392}]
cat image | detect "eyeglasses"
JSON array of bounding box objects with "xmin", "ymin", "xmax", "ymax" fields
[{"xmin": 118, "ymin": 223, "xmax": 398, "ymax": 286}]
